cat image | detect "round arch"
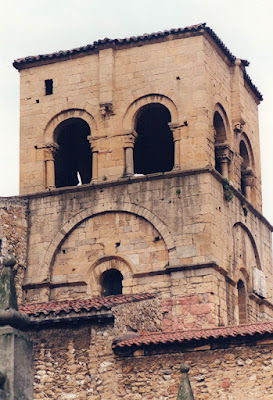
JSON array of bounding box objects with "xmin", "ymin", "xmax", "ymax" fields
[
  {"xmin": 44, "ymin": 108, "xmax": 98, "ymax": 144},
  {"xmin": 234, "ymin": 267, "xmax": 250, "ymax": 293},
  {"xmin": 232, "ymin": 221, "xmax": 261, "ymax": 271},
  {"xmin": 239, "ymin": 132, "xmax": 255, "ymax": 168},
  {"xmin": 38, "ymin": 201, "xmax": 177, "ymax": 282},
  {"xmin": 86, "ymin": 255, "xmax": 136, "ymax": 296},
  {"xmin": 213, "ymin": 103, "xmax": 231, "ymax": 143},
  {"xmin": 122, "ymin": 94, "xmax": 179, "ymax": 133}
]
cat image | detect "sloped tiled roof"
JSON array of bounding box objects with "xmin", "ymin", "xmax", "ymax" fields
[
  {"xmin": 12, "ymin": 23, "xmax": 262, "ymax": 102},
  {"xmin": 19, "ymin": 293, "xmax": 155, "ymax": 317},
  {"xmin": 112, "ymin": 321, "xmax": 273, "ymax": 350},
  {"xmin": 14, "ymin": 23, "xmax": 232, "ymax": 68}
]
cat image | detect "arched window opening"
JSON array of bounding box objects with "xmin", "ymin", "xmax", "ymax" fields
[
  {"xmin": 214, "ymin": 111, "xmax": 227, "ymax": 174},
  {"xmin": 133, "ymin": 104, "xmax": 174, "ymax": 175},
  {"xmin": 237, "ymin": 280, "xmax": 247, "ymax": 324},
  {"xmin": 54, "ymin": 118, "xmax": 92, "ymax": 188},
  {"xmin": 240, "ymin": 140, "xmax": 250, "ymax": 196},
  {"xmin": 101, "ymin": 269, "xmax": 123, "ymax": 297}
]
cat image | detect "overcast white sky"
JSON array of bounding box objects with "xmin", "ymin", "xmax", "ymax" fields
[{"xmin": 0, "ymin": 0, "xmax": 272, "ymax": 224}]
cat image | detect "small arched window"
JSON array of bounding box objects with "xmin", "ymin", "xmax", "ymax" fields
[
  {"xmin": 214, "ymin": 111, "xmax": 227, "ymax": 174},
  {"xmin": 101, "ymin": 269, "xmax": 123, "ymax": 297},
  {"xmin": 54, "ymin": 118, "xmax": 92, "ymax": 188},
  {"xmin": 237, "ymin": 280, "xmax": 247, "ymax": 324},
  {"xmin": 133, "ymin": 104, "xmax": 174, "ymax": 175},
  {"xmin": 239, "ymin": 140, "xmax": 250, "ymax": 196}
]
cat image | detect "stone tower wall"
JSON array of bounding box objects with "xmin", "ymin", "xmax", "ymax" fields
[{"xmin": 18, "ymin": 31, "xmax": 262, "ymax": 210}]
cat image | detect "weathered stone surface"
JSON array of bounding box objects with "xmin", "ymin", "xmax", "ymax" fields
[
  {"xmin": 0, "ymin": 326, "xmax": 33, "ymax": 400},
  {"xmin": 3, "ymin": 25, "xmax": 273, "ymax": 400},
  {"xmin": 177, "ymin": 364, "xmax": 194, "ymax": 400}
]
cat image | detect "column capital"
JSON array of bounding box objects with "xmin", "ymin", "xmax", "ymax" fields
[
  {"xmin": 88, "ymin": 136, "xmax": 99, "ymax": 152},
  {"xmin": 215, "ymin": 143, "xmax": 233, "ymax": 163},
  {"xmin": 43, "ymin": 143, "xmax": 59, "ymax": 161},
  {"xmin": 242, "ymin": 167, "xmax": 254, "ymax": 187},
  {"xmin": 123, "ymin": 131, "xmax": 137, "ymax": 148},
  {"xmin": 168, "ymin": 121, "xmax": 188, "ymax": 141}
]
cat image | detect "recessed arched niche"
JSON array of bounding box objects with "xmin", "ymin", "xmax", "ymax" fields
[{"xmin": 50, "ymin": 211, "xmax": 169, "ymax": 299}]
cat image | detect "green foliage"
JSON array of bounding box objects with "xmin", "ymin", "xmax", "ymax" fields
[{"xmin": 222, "ymin": 179, "xmax": 233, "ymax": 202}]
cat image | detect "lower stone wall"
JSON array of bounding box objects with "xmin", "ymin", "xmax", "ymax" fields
[{"xmin": 29, "ymin": 320, "xmax": 273, "ymax": 400}]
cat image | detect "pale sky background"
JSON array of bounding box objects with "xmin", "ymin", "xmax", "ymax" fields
[{"xmin": 0, "ymin": 0, "xmax": 272, "ymax": 224}]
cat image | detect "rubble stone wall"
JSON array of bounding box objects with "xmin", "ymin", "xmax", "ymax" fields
[{"xmin": 29, "ymin": 319, "xmax": 273, "ymax": 400}]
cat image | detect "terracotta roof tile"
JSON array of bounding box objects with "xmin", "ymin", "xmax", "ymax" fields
[
  {"xmin": 12, "ymin": 23, "xmax": 262, "ymax": 102},
  {"xmin": 19, "ymin": 293, "xmax": 155, "ymax": 317},
  {"xmin": 112, "ymin": 321, "xmax": 273, "ymax": 349},
  {"xmin": 13, "ymin": 23, "xmax": 227, "ymax": 68}
]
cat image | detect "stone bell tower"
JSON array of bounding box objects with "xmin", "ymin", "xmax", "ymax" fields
[{"xmin": 13, "ymin": 22, "xmax": 273, "ymax": 329}]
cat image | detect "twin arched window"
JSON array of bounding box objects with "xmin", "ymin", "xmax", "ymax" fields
[{"xmin": 52, "ymin": 104, "xmax": 175, "ymax": 189}]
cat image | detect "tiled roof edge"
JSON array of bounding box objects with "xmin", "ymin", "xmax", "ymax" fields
[
  {"xmin": 12, "ymin": 23, "xmax": 262, "ymax": 101},
  {"xmin": 243, "ymin": 70, "xmax": 263, "ymax": 101},
  {"xmin": 112, "ymin": 321, "xmax": 273, "ymax": 349},
  {"xmin": 13, "ymin": 23, "xmax": 234, "ymax": 69},
  {"xmin": 19, "ymin": 293, "xmax": 156, "ymax": 317}
]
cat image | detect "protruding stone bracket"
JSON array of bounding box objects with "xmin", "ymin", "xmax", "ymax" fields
[
  {"xmin": 177, "ymin": 364, "xmax": 195, "ymax": 400},
  {"xmin": 100, "ymin": 102, "xmax": 114, "ymax": 118},
  {"xmin": 233, "ymin": 119, "xmax": 245, "ymax": 134}
]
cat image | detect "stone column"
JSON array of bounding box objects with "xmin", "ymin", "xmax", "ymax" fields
[
  {"xmin": 242, "ymin": 168, "xmax": 254, "ymax": 201},
  {"xmin": 124, "ymin": 132, "xmax": 136, "ymax": 177},
  {"xmin": 177, "ymin": 364, "xmax": 195, "ymax": 400},
  {"xmin": 215, "ymin": 143, "xmax": 233, "ymax": 179},
  {"xmin": 169, "ymin": 123, "xmax": 181, "ymax": 170},
  {"xmin": 44, "ymin": 143, "xmax": 59, "ymax": 189},
  {"xmin": 88, "ymin": 137, "xmax": 99, "ymax": 183}
]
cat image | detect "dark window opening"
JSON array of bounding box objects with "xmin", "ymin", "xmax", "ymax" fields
[
  {"xmin": 45, "ymin": 79, "xmax": 53, "ymax": 95},
  {"xmin": 54, "ymin": 118, "xmax": 92, "ymax": 188},
  {"xmin": 101, "ymin": 269, "xmax": 123, "ymax": 297},
  {"xmin": 240, "ymin": 140, "xmax": 250, "ymax": 196},
  {"xmin": 214, "ymin": 111, "xmax": 227, "ymax": 174},
  {"xmin": 134, "ymin": 104, "xmax": 174, "ymax": 175},
  {"xmin": 237, "ymin": 280, "xmax": 247, "ymax": 324}
]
